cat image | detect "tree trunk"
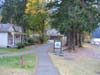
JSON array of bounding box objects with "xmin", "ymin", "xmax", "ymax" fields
[
  {"xmin": 75, "ymin": 32, "xmax": 77, "ymax": 46},
  {"xmin": 79, "ymin": 33, "xmax": 83, "ymax": 47},
  {"xmin": 67, "ymin": 32, "xmax": 71, "ymax": 49},
  {"xmin": 67, "ymin": 30, "xmax": 75, "ymax": 50},
  {"xmin": 72, "ymin": 27, "xmax": 75, "ymax": 50},
  {"xmin": 76, "ymin": 32, "xmax": 79, "ymax": 46}
]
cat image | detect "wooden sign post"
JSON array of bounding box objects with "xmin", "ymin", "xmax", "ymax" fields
[{"xmin": 21, "ymin": 55, "xmax": 24, "ymax": 67}]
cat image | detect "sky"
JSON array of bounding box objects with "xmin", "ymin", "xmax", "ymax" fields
[{"xmin": 0, "ymin": 0, "xmax": 5, "ymax": 7}]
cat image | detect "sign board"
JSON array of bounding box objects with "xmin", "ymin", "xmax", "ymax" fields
[
  {"xmin": 54, "ymin": 41, "xmax": 62, "ymax": 49},
  {"xmin": 54, "ymin": 40, "xmax": 63, "ymax": 56}
]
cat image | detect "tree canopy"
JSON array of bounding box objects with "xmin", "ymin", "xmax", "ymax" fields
[{"xmin": 1, "ymin": 0, "xmax": 27, "ymax": 24}]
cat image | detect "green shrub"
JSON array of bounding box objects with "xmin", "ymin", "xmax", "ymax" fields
[
  {"xmin": 23, "ymin": 41, "xmax": 30, "ymax": 46},
  {"xmin": 33, "ymin": 38, "xmax": 40, "ymax": 44},
  {"xmin": 44, "ymin": 35, "xmax": 49, "ymax": 42},
  {"xmin": 39, "ymin": 35, "xmax": 49, "ymax": 43},
  {"xmin": 16, "ymin": 43, "xmax": 25, "ymax": 49},
  {"xmin": 24, "ymin": 37, "xmax": 40, "ymax": 45},
  {"xmin": 27, "ymin": 38, "xmax": 35, "ymax": 45}
]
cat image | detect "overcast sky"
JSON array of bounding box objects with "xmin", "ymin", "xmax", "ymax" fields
[{"xmin": 0, "ymin": 0, "xmax": 5, "ymax": 7}]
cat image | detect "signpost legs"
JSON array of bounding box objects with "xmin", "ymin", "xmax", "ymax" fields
[{"xmin": 59, "ymin": 48, "xmax": 64, "ymax": 56}]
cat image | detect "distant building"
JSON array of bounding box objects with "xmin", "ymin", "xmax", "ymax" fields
[{"xmin": 46, "ymin": 28, "xmax": 62, "ymax": 40}]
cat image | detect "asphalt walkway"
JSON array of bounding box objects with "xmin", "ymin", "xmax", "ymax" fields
[{"xmin": 34, "ymin": 44, "xmax": 59, "ymax": 75}]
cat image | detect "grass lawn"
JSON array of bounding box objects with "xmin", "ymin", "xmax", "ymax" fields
[
  {"xmin": 0, "ymin": 44, "xmax": 40, "ymax": 54},
  {"xmin": 0, "ymin": 54, "xmax": 37, "ymax": 75},
  {"xmin": 0, "ymin": 47, "xmax": 31, "ymax": 54}
]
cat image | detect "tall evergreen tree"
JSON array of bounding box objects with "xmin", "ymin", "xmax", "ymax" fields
[{"xmin": 47, "ymin": 0, "xmax": 100, "ymax": 50}]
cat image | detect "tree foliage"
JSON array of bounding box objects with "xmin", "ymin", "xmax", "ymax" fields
[
  {"xmin": 2, "ymin": 0, "xmax": 27, "ymax": 24},
  {"xmin": 1, "ymin": 0, "xmax": 28, "ymax": 32},
  {"xmin": 25, "ymin": 0, "xmax": 49, "ymax": 35}
]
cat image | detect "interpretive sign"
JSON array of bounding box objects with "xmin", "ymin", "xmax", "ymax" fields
[{"xmin": 54, "ymin": 40, "xmax": 62, "ymax": 49}]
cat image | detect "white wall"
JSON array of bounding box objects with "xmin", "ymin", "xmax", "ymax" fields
[{"xmin": 0, "ymin": 33, "xmax": 8, "ymax": 47}]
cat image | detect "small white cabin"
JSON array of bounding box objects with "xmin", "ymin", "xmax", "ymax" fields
[{"xmin": 0, "ymin": 23, "xmax": 26, "ymax": 48}]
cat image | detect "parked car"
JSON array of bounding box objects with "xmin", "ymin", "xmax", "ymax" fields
[{"xmin": 91, "ymin": 38, "xmax": 100, "ymax": 46}]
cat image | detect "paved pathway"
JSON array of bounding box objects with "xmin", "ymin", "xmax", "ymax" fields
[
  {"xmin": 34, "ymin": 43, "xmax": 59, "ymax": 75},
  {"xmin": 0, "ymin": 43, "xmax": 60, "ymax": 75}
]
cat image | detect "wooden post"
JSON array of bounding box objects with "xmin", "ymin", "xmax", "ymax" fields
[{"xmin": 21, "ymin": 55, "xmax": 24, "ymax": 67}]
